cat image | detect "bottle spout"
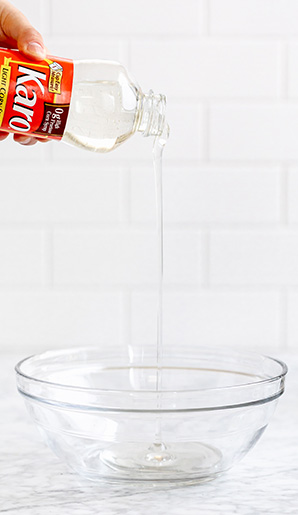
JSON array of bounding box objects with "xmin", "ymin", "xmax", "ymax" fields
[{"xmin": 137, "ymin": 90, "xmax": 166, "ymax": 137}]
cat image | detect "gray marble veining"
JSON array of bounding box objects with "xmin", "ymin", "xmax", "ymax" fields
[{"xmin": 1, "ymin": 352, "xmax": 297, "ymax": 515}]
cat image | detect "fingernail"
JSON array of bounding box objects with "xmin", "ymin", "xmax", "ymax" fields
[
  {"xmin": 19, "ymin": 136, "xmax": 33, "ymax": 145},
  {"xmin": 27, "ymin": 41, "xmax": 45, "ymax": 59}
]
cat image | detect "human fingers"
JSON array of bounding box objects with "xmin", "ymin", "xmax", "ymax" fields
[
  {"xmin": 0, "ymin": 130, "xmax": 9, "ymax": 141},
  {"xmin": 0, "ymin": 0, "xmax": 46, "ymax": 60},
  {"xmin": 13, "ymin": 134, "xmax": 37, "ymax": 146}
]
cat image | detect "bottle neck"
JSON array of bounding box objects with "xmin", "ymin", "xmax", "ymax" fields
[{"xmin": 137, "ymin": 91, "xmax": 166, "ymax": 137}]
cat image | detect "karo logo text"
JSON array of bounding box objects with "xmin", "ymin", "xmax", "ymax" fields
[{"xmin": 9, "ymin": 65, "xmax": 46, "ymax": 132}]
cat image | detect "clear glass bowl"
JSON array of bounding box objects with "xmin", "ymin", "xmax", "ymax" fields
[{"xmin": 15, "ymin": 346, "xmax": 287, "ymax": 485}]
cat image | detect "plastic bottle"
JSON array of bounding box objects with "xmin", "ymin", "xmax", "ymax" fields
[
  {"xmin": 0, "ymin": 48, "xmax": 166, "ymax": 152},
  {"xmin": 63, "ymin": 60, "xmax": 166, "ymax": 152}
]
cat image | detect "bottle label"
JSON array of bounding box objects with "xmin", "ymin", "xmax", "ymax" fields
[{"xmin": 0, "ymin": 48, "xmax": 73, "ymax": 140}]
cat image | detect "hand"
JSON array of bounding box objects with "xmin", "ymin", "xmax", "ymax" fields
[{"xmin": 0, "ymin": 0, "xmax": 47, "ymax": 146}]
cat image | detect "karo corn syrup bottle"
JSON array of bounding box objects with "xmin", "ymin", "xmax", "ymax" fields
[{"xmin": 0, "ymin": 48, "xmax": 166, "ymax": 152}]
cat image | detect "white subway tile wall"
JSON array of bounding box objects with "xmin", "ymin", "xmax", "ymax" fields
[{"xmin": 1, "ymin": 0, "xmax": 298, "ymax": 353}]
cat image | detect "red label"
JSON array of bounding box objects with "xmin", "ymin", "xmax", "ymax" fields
[{"xmin": 0, "ymin": 48, "xmax": 73, "ymax": 140}]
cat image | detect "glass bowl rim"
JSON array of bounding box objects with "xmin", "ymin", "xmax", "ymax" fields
[{"xmin": 15, "ymin": 345, "xmax": 288, "ymax": 396}]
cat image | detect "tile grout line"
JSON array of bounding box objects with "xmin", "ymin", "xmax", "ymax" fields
[
  {"xmin": 201, "ymin": 231, "xmax": 210, "ymax": 287},
  {"xmin": 118, "ymin": 38, "xmax": 130, "ymax": 68},
  {"xmin": 279, "ymin": 165, "xmax": 288, "ymax": 225},
  {"xmin": 120, "ymin": 291, "xmax": 132, "ymax": 349},
  {"xmin": 4, "ymin": 221, "xmax": 298, "ymax": 231},
  {"xmin": 40, "ymin": 0, "xmax": 52, "ymax": 39},
  {"xmin": 126, "ymin": 37, "xmax": 132, "ymax": 71},
  {"xmin": 279, "ymin": 291, "xmax": 288, "ymax": 351},
  {"xmin": 278, "ymin": 39, "xmax": 288, "ymax": 99},
  {"xmin": 0, "ymin": 284, "xmax": 295, "ymax": 294},
  {"xmin": 119, "ymin": 166, "xmax": 131, "ymax": 224},
  {"xmin": 199, "ymin": 0, "xmax": 210, "ymax": 36},
  {"xmin": 42, "ymin": 228, "xmax": 54, "ymax": 289},
  {"xmin": 203, "ymin": 103, "xmax": 210, "ymax": 162}
]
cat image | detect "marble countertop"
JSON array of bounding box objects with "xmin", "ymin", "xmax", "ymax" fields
[{"xmin": 1, "ymin": 351, "xmax": 297, "ymax": 515}]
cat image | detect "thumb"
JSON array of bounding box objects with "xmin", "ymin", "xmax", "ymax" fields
[
  {"xmin": 18, "ymin": 27, "xmax": 46, "ymax": 61},
  {"xmin": 0, "ymin": 1, "xmax": 46, "ymax": 60}
]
